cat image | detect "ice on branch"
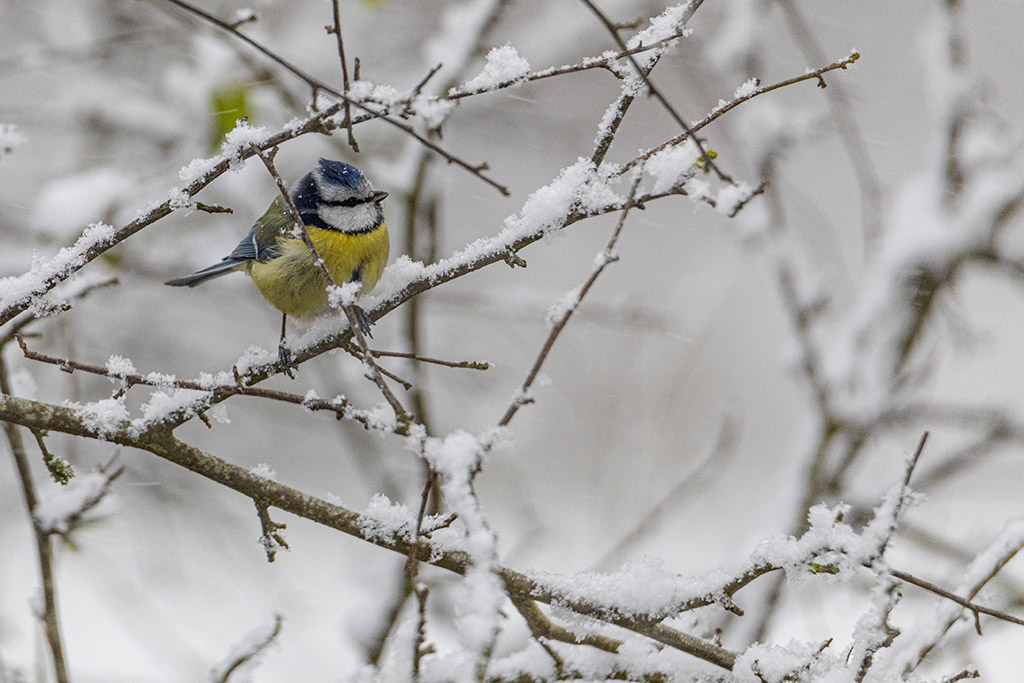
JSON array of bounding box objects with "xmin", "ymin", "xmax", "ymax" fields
[
  {"xmin": 178, "ymin": 117, "xmax": 265, "ymax": 184},
  {"xmin": 732, "ymin": 641, "xmax": 837, "ymax": 683},
  {"xmin": 458, "ymin": 44, "xmax": 530, "ymax": 93},
  {"xmin": 178, "ymin": 156, "xmax": 220, "ymax": 185},
  {"xmin": 327, "ymin": 281, "xmax": 361, "ymax": 310},
  {"xmin": 371, "ymin": 158, "xmax": 621, "ymax": 293},
  {"xmin": 358, "ymin": 494, "xmax": 417, "ymax": 543},
  {"xmin": 33, "ymin": 472, "xmax": 114, "ymax": 534},
  {"xmin": 734, "ymin": 77, "xmax": 760, "ymax": 99},
  {"xmin": 411, "ymin": 94, "xmax": 456, "ymax": 128},
  {"xmin": 626, "ymin": 3, "xmax": 693, "ymax": 68},
  {"xmin": 344, "ymin": 401, "xmax": 399, "ymax": 433},
  {"xmin": 545, "ymin": 286, "xmax": 582, "ymax": 327},
  {"xmin": 105, "ymin": 355, "xmax": 137, "ymax": 379},
  {"xmin": 419, "ymin": 429, "xmax": 505, "ymax": 669},
  {"xmin": 66, "ymin": 384, "xmax": 213, "ymax": 440},
  {"xmin": 715, "ymin": 181, "xmax": 757, "ymax": 215},
  {"xmin": 167, "ymin": 187, "xmax": 196, "ymax": 214},
  {"xmin": 0, "ymin": 222, "xmax": 116, "ymax": 313},
  {"xmin": 221, "ymin": 119, "xmax": 270, "ymax": 171},
  {"xmin": 530, "ymin": 556, "xmax": 732, "ymax": 621},
  {"xmin": 644, "ymin": 140, "xmax": 703, "ymax": 194}
]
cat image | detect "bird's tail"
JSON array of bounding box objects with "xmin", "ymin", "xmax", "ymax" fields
[{"xmin": 164, "ymin": 259, "xmax": 246, "ymax": 287}]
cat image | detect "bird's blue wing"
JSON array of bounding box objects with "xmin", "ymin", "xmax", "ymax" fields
[
  {"xmin": 165, "ymin": 196, "xmax": 292, "ymax": 287},
  {"xmin": 227, "ymin": 195, "xmax": 292, "ymax": 263}
]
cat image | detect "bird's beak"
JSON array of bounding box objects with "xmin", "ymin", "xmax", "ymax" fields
[{"xmin": 372, "ymin": 191, "xmax": 388, "ymax": 203}]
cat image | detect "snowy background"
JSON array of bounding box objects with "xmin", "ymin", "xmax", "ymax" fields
[{"xmin": 1, "ymin": 0, "xmax": 1023, "ymax": 681}]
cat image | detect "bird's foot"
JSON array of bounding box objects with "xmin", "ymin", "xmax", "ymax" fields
[
  {"xmin": 352, "ymin": 305, "xmax": 373, "ymax": 338},
  {"xmin": 278, "ymin": 341, "xmax": 297, "ymax": 379}
]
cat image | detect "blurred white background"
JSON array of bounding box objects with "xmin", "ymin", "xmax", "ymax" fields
[{"xmin": 2, "ymin": 0, "xmax": 1023, "ymax": 680}]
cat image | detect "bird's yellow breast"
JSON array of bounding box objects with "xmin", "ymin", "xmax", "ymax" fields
[{"xmin": 246, "ymin": 222, "xmax": 389, "ymax": 318}]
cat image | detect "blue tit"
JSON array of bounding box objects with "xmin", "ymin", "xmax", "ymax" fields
[{"xmin": 166, "ymin": 158, "xmax": 389, "ymax": 369}]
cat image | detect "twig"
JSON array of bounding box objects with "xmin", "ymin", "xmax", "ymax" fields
[
  {"xmin": 368, "ymin": 348, "xmax": 489, "ymax": 370},
  {"xmin": 327, "ymin": 0, "xmax": 357, "ymax": 151},
  {"xmin": 411, "ymin": 584, "xmax": 433, "ymax": 681},
  {"xmin": 498, "ymin": 175, "xmax": 642, "ymax": 427},
  {"xmin": 0, "ymin": 390, "xmax": 745, "ymax": 671},
  {"xmin": 405, "ymin": 466, "xmax": 437, "ymax": 577},
  {"xmin": 621, "ymin": 51, "xmax": 861, "ymax": 174},
  {"xmin": 0, "ymin": 354, "xmax": 69, "ymax": 683},
  {"xmin": 578, "ymin": 0, "xmax": 726, "ymax": 180},
  {"xmin": 508, "ymin": 592, "xmax": 619, "ymax": 659},
  {"xmin": 891, "ymin": 568, "xmax": 1024, "ymax": 629},
  {"xmin": 213, "ymin": 615, "xmax": 283, "ymax": 683},
  {"xmin": 158, "ymin": 0, "xmax": 509, "ymax": 196},
  {"xmin": 872, "ymin": 431, "xmax": 929, "ymax": 560},
  {"xmin": 15, "ymin": 333, "xmax": 410, "ymax": 433},
  {"xmin": 254, "ymin": 500, "xmax": 288, "ymax": 563},
  {"xmin": 444, "ymin": 27, "xmax": 691, "ymax": 99},
  {"xmin": 31, "ymin": 429, "xmax": 74, "ymax": 485}
]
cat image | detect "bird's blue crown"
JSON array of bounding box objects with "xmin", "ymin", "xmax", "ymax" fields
[{"xmin": 318, "ymin": 159, "xmax": 364, "ymax": 190}]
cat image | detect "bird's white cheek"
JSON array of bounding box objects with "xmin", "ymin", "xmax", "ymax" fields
[{"xmin": 318, "ymin": 203, "xmax": 378, "ymax": 232}]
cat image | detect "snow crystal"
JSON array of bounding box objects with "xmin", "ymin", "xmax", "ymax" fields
[
  {"xmin": 422, "ymin": 429, "xmax": 483, "ymax": 477},
  {"xmin": 357, "ymin": 493, "xmax": 415, "ymax": 543},
  {"xmin": 105, "ymin": 355, "xmax": 137, "ymax": 378},
  {"xmin": 66, "ymin": 396, "xmax": 129, "ymax": 439},
  {"xmin": 734, "ymin": 77, "xmax": 760, "ymax": 99},
  {"xmin": 545, "ymin": 286, "xmax": 581, "ymax": 327},
  {"xmin": 459, "ymin": 44, "xmax": 530, "ymax": 92},
  {"xmin": 0, "ymin": 222, "xmax": 116, "ymax": 313},
  {"xmin": 508, "ymin": 158, "xmax": 620, "ymax": 238},
  {"xmin": 530, "ymin": 556, "xmax": 728, "ymax": 621},
  {"xmin": 626, "ymin": 3, "xmax": 692, "ymax": 67},
  {"xmin": 732, "ymin": 641, "xmax": 835, "ymax": 683},
  {"xmin": 178, "ymin": 156, "xmax": 220, "ymax": 185},
  {"xmin": 327, "ymin": 281, "xmax": 361, "ymax": 309},
  {"xmin": 249, "ymin": 463, "xmax": 276, "ymax": 480},
  {"xmin": 167, "ymin": 187, "xmax": 196, "ymax": 214},
  {"xmin": 750, "ymin": 503, "xmax": 871, "ymax": 582},
  {"xmin": 137, "ymin": 387, "xmax": 210, "ymax": 426},
  {"xmin": 232, "ymin": 344, "xmax": 276, "ymax": 377},
  {"xmin": 645, "ymin": 141, "xmax": 703, "ymax": 194},
  {"xmin": 455, "ymin": 563, "xmax": 507, "ymax": 653},
  {"xmin": 33, "ymin": 472, "xmax": 112, "ymax": 534},
  {"xmin": 418, "ymin": 428, "xmax": 505, "ymax": 663},
  {"xmin": 345, "ymin": 401, "xmax": 399, "ymax": 433},
  {"xmin": 220, "ymin": 119, "xmax": 270, "ymax": 171},
  {"xmin": 346, "ymin": 80, "xmax": 375, "ymax": 100},
  {"xmin": 715, "ymin": 182, "xmax": 756, "ymax": 215},
  {"xmin": 412, "ymin": 94, "xmax": 456, "ymax": 129}
]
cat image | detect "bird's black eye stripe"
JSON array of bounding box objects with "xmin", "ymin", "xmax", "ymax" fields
[{"xmin": 321, "ymin": 196, "xmax": 367, "ymax": 208}]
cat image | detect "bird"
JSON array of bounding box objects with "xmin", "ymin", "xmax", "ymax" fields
[{"xmin": 166, "ymin": 158, "xmax": 389, "ymax": 374}]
